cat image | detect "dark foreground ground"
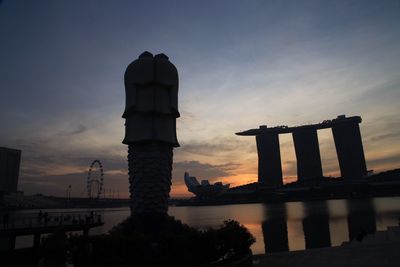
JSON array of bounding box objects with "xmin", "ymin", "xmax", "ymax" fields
[
  {"xmin": 1, "ymin": 227, "xmax": 399, "ymax": 267},
  {"xmin": 253, "ymin": 226, "xmax": 400, "ymax": 267}
]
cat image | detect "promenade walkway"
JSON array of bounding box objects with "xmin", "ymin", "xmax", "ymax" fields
[
  {"xmin": 0, "ymin": 211, "xmax": 103, "ymax": 251},
  {"xmin": 252, "ymin": 226, "xmax": 400, "ymax": 267}
]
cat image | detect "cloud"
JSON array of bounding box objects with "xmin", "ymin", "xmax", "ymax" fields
[
  {"xmin": 282, "ymin": 160, "xmax": 297, "ymax": 177},
  {"xmin": 180, "ymin": 137, "xmax": 254, "ymax": 156},
  {"xmin": 56, "ymin": 124, "xmax": 87, "ymax": 136},
  {"xmin": 367, "ymin": 153, "xmax": 400, "ymax": 170},
  {"xmin": 20, "ymin": 151, "xmax": 127, "ymax": 178},
  {"xmin": 367, "ymin": 132, "xmax": 400, "ymax": 143},
  {"xmin": 19, "ymin": 171, "xmax": 129, "ymax": 198},
  {"xmin": 2, "ymin": 0, "xmax": 400, "ymax": 197},
  {"xmin": 172, "ymin": 160, "xmax": 239, "ymax": 183}
]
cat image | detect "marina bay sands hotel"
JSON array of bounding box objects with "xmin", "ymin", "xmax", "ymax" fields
[{"xmin": 236, "ymin": 115, "xmax": 367, "ymax": 187}]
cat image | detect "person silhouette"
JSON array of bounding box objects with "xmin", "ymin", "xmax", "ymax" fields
[
  {"xmin": 3, "ymin": 213, "xmax": 9, "ymax": 228},
  {"xmin": 356, "ymin": 226, "xmax": 367, "ymax": 242}
]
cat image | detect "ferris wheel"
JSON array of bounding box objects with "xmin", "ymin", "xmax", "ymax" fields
[{"xmin": 87, "ymin": 160, "xmax": 104, "ymax": 199}]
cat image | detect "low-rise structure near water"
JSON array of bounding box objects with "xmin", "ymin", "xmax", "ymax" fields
[
  {"xmin": 0, "ymin": 147, "xmax": 21, "ymax": 195},
  {"xmin": 184, "ymin": 172, "xmax": 230, "ymax": 198}
]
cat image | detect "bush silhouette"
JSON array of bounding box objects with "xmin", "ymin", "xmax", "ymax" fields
[{"xmin": 42, "ymin": 217, "xmax": 255, "ymax": 267}]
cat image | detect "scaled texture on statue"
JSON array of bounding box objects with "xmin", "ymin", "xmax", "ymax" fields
[{"xmin": 123, "ymin": 51, "xmax": 179, "ymax": 216}]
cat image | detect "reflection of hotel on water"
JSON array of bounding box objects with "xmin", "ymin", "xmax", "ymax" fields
[
  {"xmin": 262, "ymin": 203, "xmax": 289, "ymax": 253},
  {"xmin": 261, "ymin": 199, "xmax": 377, "ymax": 253}
]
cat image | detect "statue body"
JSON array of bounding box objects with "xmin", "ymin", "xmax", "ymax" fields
[{"xmin": 123, "ymin": 52, "xmax": 179, "ymax": 217}]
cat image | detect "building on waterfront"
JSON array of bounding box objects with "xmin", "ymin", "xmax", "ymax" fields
[
  {"xmin": 184, "ymin": 172, "xmax": 230, "ymax": 198},
  {"xmin": 236, "ymin": 115, "xmax": 367, "ymax": 187},
  {"xmin": 0, "ymin": 147, "xmax": 21, "ymax": 194}
]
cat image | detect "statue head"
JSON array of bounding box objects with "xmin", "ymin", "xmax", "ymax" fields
[{"xmin": 122, "ymin": 52, "xmax": 179, "ymax": 147}]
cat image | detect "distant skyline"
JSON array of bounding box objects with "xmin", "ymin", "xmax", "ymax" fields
[{"xmin": 1, "ymin": 0, "xmax": 399, "ymax": 197}]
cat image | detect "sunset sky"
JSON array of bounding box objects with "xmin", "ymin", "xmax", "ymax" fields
[{"xmin": 0, "ymin": 0, "xmax": 399, "ymax": 198}]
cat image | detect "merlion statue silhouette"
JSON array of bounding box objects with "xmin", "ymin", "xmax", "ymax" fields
[{"xmin": 123, "ymin": 51, "xmax": 179, "ymax": 216}]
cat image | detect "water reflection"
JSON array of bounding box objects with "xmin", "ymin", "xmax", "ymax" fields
[
  {"xmin": 262, "ymin": 203, "xmax": 289, "ymax": 253},
  {"xmin": 260, "ymin": 197, "xmax": 395, "ymax": 254},
  {"xmin": 302, "ymin": 201, "xmax": 331, "ymax": 249},
  {"xmin": 346, "ymin": 198, "xmax": 376, "ymax": 242},
  {"xmin": 4, "ymin": 197, "xmax": 400, "ymax": 253}
]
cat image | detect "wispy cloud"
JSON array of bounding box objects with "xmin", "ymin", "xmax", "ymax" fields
[
  {"xmin": 1, "ymin": 0, "xmax": 399, "ymax": 197},
  {"xmin": 56, "ymin": 124, "xmax": 87, "ymax": 136}
]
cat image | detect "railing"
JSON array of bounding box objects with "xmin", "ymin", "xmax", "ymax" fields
[{"xmin": 0, "ymin": 211, "xmax": 102, "ymax": 231}]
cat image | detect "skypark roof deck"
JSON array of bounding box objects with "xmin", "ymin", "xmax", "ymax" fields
[{"xmin": 236, "ymin": 115, "xmax": 362, "ymax": 136}]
